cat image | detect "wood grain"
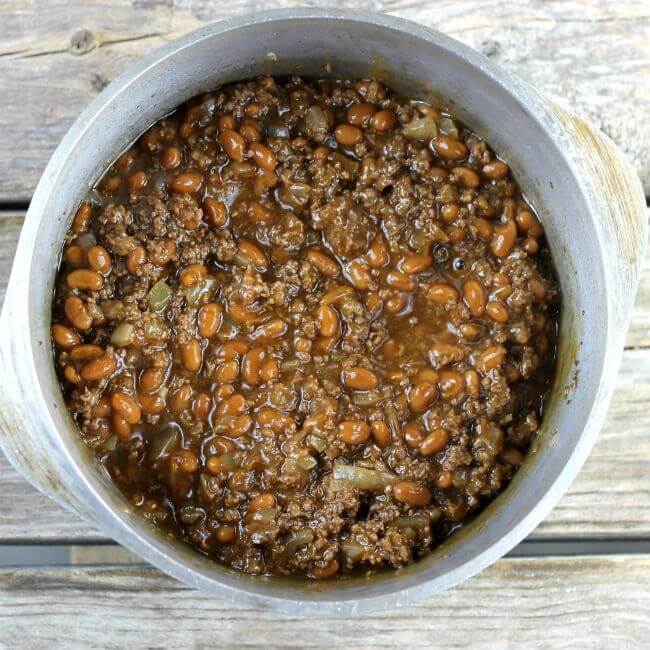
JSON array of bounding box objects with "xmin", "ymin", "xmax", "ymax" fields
[
  {"xmin": 1, "ymin": 556, "xmax": 649, "ymax": 647},
  {"xmin": 1, "ymin": 209, "xmax": 650, "ymax": 541},
  {"xmin": 0, "ymin": 0, "xmax": 649, "ymax": 201}
]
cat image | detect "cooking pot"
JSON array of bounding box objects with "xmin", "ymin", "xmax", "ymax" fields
[{"xmin": 0, "ymin": 8, "xmax": 646, "ymax": 615}]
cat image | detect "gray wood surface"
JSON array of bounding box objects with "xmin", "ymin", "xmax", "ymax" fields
[
  {"xmin": 1, "ymin": 555, "xmax": 649, "ymax": 648},
  {"xmin": 0, "ymin": 0, "xmax": 649, "ymax": 201},
  {"xmin": 1, "ymin": 211, "xmax": 649, "ymax": 542}
]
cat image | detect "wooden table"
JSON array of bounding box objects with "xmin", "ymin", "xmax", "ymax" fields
[{"xmin": 1, "ymin": 1, "xmax": 649, "ymax": 646}]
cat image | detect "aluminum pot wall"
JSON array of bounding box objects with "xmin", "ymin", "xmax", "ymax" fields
[{"xmin": 0, "ymin": 9, "xmax": 646, "ymax": 615}]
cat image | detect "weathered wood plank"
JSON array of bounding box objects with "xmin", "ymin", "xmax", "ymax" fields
[
  {"xmin": 1, "ymin": 556, "xmax": 649, "ymax": 647},
  {"xmin": 1, "ymin": 210, "xmax": 650, "ymax": 541},
  {"xmin": 0, "ymin": 0, "xmax": 648, "ymax": 201}
]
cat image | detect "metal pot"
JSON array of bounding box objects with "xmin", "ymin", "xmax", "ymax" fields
[{"xmin": 0, "ymin": 9, "xmax": 646, "ymax": 615}]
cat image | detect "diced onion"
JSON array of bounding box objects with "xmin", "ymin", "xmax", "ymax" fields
[
  {"xmin": 147, "ymin": 279, "xmax": 173, "ymax": 311},
  {"xmin": 438, "ymin": 116, "xmax": 459, "ymax": 138},
  {"xmin": 110, "ymin": 322, "xmax": 134, "ymax": 346},
  {"xmin": 341, "ymin": 540, "xmax": 364, "ymax": 561},
  {"xmin": 284, "ymin": 529, "xmax": 314, "ymax": 555},
  {"xmin": 402, "ymin": 116, "xmax": 438, "ymax": 140},
  {"xmin": 332, "ymin": 463, "xmax": 397, "ymax": 491}
]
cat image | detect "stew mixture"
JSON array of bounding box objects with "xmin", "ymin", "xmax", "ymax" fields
[{"xmin": 51, "ymin": 76, "xmax": 559, "ymax": 578}]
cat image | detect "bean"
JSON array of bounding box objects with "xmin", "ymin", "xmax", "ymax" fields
[
  {"xmin": 346, "ymin": 259, "xmax": 372, "ymax": 290},
  {"xmin": 110, "ymin": 392, "xmax": 142, "ymax": 424},
  {"xmin": 476, "ymin": 346, "xmax": 506, "ymax": 373},
  {"xmin": 529, "ymin": 279, "xmax": 546, "ymax": 301},
  {"xmin": 192, "ymin": 392, "xmax": 212, "ymax": 420},
  {"xmin": 432, "ymin": 135, "xmax": 467, "ymax": 161},
  {"xmin": 229, "ymin": 414, "xmax": 254, "ymax": 437},
  {"xmin": 339, "ymin": 420, "xmax": 371, "ymax": 445},
  {"xmin": 464, "ymin": 370, "xmax": 481, "ymax": 398},
  {"xmin": 516, "ymin": 210, "xmax": 544, "ymax": 238},
  {"xmin": 486, "ymin": 300, "xmax": 509, "ymax": 323},
  {"xmin": 64, "ymin": 296, "xmax": 92, "ymax": 330},
  {"xmin": 393, "ymin": 481, "xmax": 431, "ymax": 506},
  {"xmin": 401, "ymin": 254, "xmax": 432, "ymax": 274},
  {"xmin": 523, "ymin": 237, "xmax": 539, "ymax": 255},
  {"xmin": 87, "ymin": 245, "xmax": 112, "ymax": 274},
  {"xmin": 429, "ymin": 342, "xmax": 465, "ymax": 367},
  {"xmin": 198, "ymin": 302, "xmax": 223, "ymax": 338},
  {"xmin": 216, "ymin": 524, "xmax": 237, "ymax": 543},
  {"xmin": 80, "ymin": 354, "xmax": 116, "ymax": 381},
  {"xmin": 441, "ymin": 203, "xmax": 459, "ymax": 223},
  {"xmin": 419, "ymin": 428, "xmax": 449, "ymax": 456},
  {"xmin": 490, "ymin": 219, "xmax": 517, "ymax": 258},
  {"xmin": 259, "ymin": 358, "xmax": 280, "ymax": 383},
  {"xmin": 203, "ymin": 197, "xmax": 228, "ymax": 228},
  {"xmin": 463, "ymin": 279, "xmax": 486, "ymax": 317},
  {"xmin": 219, "ymin": 129, "xmax": 245, "ymax": 160},
  {"xmin": 427, "ymin": 283, "xmax": 459, "ymax": 304},
  {"xmin": 342, "ymin": 366, "xmax": 379, "ymax": 390},
  {"xmin": 64, "ymin": 365, "xmax": 81, "ymax": 384},
  {"xmin": 249, "ymin": 493, "xmax": 277, "ymax": 512},
  {"xmin": 482, "ymin": 160, "xmax": 509, "ymax": 179},
  {"xmin": 321, "ymin": 286, "xmax": 354, "ymax": 305},
  {"xmin": 317, "ymin": 305, "xmax": 339, "ymax": 337},
  {"xmin": 240, "ymin": 123, "xmax": 262, "ymax": 143},
  {"xmin": 473, "ymin": 218, "xmax": 494, "ymax": 241},
  {"xmin": 180, "ymin": 263, "xmax": 206, "ymax": 287},
  {"xmin": 169, "ymin": 450, "xmax": 199, "ymax": 474},
  {"xmin": 435, "ymin": 469, "xmax": 453, "ymax": 489},
  {"xmin": 385, "ymin": 292, "xmax": 407, "ymax": 314},
  {"xmin": 249, "ymin": 142, "xmax": 277, "ymax": 171},
  {"xmin": 161, "ymin": 146, "xmax": 182, "ymax": 169},
  {"xmin": 416, "ymin": 368, "xmax": 439, "ymax": 383},
  {"xmin": 215, "ymin": 359, "xmax": 240, "ymax": 384},
  {"xmin": 252, "ymin": 319, "xmax": 287, "ymax": 340},
  {"xmin": 502, "ymin": 448, "xmax": 525, "ymax": 465},
  {"xmin": 248, "ymin": 201, "xmax": 273, "ymax": 222},
  {"xmin": 438, "ymin": 371, "xmax": 464, "ymax": 400},
  {"xmin": 237, "ymin": 240, "xmax": 268, "ymax": 271},
  {"xmin": 366, "ymin": 235, "xmax": 390, "ymax": 267},
  {"xmin": 169, "ymin": 385, "xmax": 192, "ymax": 413},
  {"xmin": 242, "ymin": 347, "xmax": 265, "ymax": 386},
  {"xmin": 386, "ymin": 270, "xmax": 416, "ymax": 292},
  {"xmin": 140, "ymin": 391, "xmax": 166, "ymax": 415},
  {"xmin": 171, "ymin": 172, "xmax": 203, "ymax": 194},
  {"xmin": 312, "ymin": 559, "xmax": 340, "ymax": 579},
  {"xmin": 371, "ymin": 420, "xmax": 391, "ymax": 448},
  {"xmin": 112, "ymin": 412, "xmax": 131, "ymax": 439},
  {"xmin": 180, "ymin": 338, "xmax": 202, "ymax": 372},
  {"xmin": 334, "ymin": 124, "xmax": 363, "ymax": 146},
  {"xmin": 69, "ymin": 344, "xmax": 103, "ymax": 362},
  {"xmin": 218, "ymin": 393, "xmax": 248, "ymax": 417},
  {"xmin": 306, "ymin": 249, "xmax": 340, "ymax": 277},
  {"xmin": 72, "ymin": 203, "xmax": 93, "ymax": 234},
  {"xmin": 404, "ymin": 422, "xmax": 425, "ymax": 449},
  {"xmin": 409, "ymin": 382, "xmax": 438, "ymax": 412},
  {"xmin": 347, "ymin": 102, "xmax": 376, "ymax": 127},
  {"xmin": 126, "ymin": 246, "xmax": 146, "ymax": 274},
  {"xmin": 67, "ymin": 269, "xmax": 104, "ymax": 291},
  {"xmin": 127, "ymin": 170, "xmax": 148, "ymax": 193},
  {"xmin": 371, "ymin": 109, "xmax": 397, "ymax": 132},
  {"xmin": 64, "ymin": 245, "xmax": 85, "ymax": 266},
  {"xmin": 217, "ymin": 115, "xmax": 236, "ymax": 132},
  {"xmin": 453, "ymin": 166, "xmax": 480, "ymax": 189},
  {"xmin": 139, "ymin": 367, "xmax": 164, "ymax": 394}
]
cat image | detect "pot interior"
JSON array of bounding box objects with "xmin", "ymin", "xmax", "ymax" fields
[{"xmin": 25, "ymin": 12, "xmax": 606, "ymax": 611}]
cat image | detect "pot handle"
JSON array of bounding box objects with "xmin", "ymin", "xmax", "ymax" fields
[
  {"xmin": 0, "ymin": 284, "xmax": 90, "ymax": 521},
  {"xmin": 534, "ymin": 92, "xmax": 648, "ymax": 330}
]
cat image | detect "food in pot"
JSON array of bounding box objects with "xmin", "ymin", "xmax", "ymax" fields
[{"xmin": 51, "ymin": 75, "xmax": 559, "ymax": 578}]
